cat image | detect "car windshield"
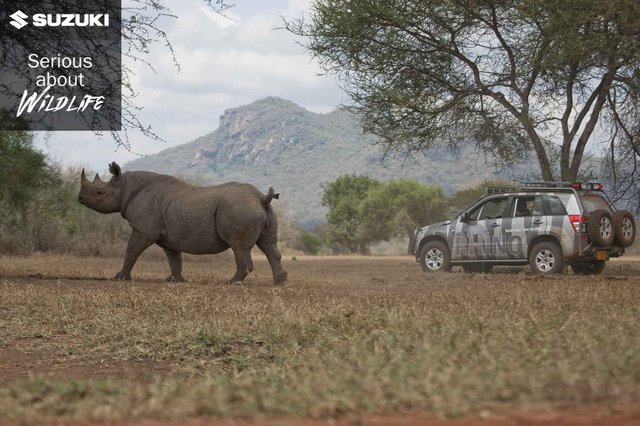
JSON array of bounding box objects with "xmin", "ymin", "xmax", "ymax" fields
[{"xmin": 580, "ymin": 193, "xmax": 612, "ymax": 213}]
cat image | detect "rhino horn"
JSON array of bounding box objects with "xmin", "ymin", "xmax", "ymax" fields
[
  {"xmin": 93, "ymin": 173, "xmax": 103, "ymax": 184},
  {"xmin": 81, "ymin": 168, "xmax": 89, "ymax": 184}
]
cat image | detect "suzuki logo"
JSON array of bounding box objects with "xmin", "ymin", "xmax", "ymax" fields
[
  {"xmin": 8, "ymin": 11, "xmax": 110, "ymax": 29},
  {"xmin": 10, "ymin": 10, "xmax": 28, "ymax": 29}
]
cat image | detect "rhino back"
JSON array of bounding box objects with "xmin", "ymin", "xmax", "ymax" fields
[
  {"xmin": 164, "ymin": 182, "xmax": 268, "ymax": 253},
  {"xmin": 121, "ymin": 173, "xmax": 268, "ymax": 254}
]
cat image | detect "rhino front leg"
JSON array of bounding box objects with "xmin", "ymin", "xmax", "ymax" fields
[
  {"xmin": 229, "ymin": 247, "xmax": 254, "ymax": 284},
  {"xmin": 162, "ymin": 247, "xmax": 185, "ymax": 282},
  {"xmin": 115, "ymin": 230, "xmax": 154, "ymax": 281}
]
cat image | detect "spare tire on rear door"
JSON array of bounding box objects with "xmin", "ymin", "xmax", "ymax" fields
[
  {"xmin": 613, "ymin": 210, "xmax": 636, "ymax": 247},
  {"xmin": 587, "ymin": 209, "xmax": 614, "ymax": 247}
]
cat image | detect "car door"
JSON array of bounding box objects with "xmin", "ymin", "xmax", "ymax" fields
[
  {"xmin": 452, "ymin": 196, "xmax": 509, "ymax": 260},
  {"xmin": 503, "ymin": 195, "xmax": 546, "ymax": 259}
]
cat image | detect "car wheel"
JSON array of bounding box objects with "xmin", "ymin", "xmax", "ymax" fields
[
  {"xmin": 462, "ymin": 264, "xmax": 493, "ymax": 273},
  {"xmin": 587, "ymin": 209, "xmax": 614, "ymax": 247},
  {"xmin": 419, "ymin": 241, "xmax": 452, "ymax": 273},
  {"xmin": 613, "ymin": 210, "xmax": 636, "ymax": 247},
  {"xmin": 529, "ymin": 241, "xmax": 565, "ymax": 275},
  {"xmin": 570, "ymin": 261, "xmax": 606, "ymax": 275}
]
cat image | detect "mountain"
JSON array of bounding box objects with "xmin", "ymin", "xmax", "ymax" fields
[{"xmin": 125, "ymin": 97, "xmax": 521, "ymax": 226}]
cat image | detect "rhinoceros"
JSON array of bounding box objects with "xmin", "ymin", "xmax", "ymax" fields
[{"xmin": 78, "ymin": 162, "xmax": 288, "ymax": 285}]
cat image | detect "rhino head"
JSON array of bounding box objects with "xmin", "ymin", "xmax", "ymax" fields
[{"xmin": 78, "ymin": 162, "xmax": 123, "ymax": 213}]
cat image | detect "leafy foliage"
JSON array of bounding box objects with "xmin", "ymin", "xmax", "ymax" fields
[
  {"xmin": 322, "ymin": 175, "xmax": 446, "ymax": 253},
  {"xmin": 0, "ymin": 132, "xmax": 132, "ymax": 254},
  {"xmin": 359, "ymin": 179, "xmax": 447, "ymax": 240},
  {"xmin": 322, "ymin": 175, "xmax": 381, "ymax": 253},
  {"xmin": 297, "ymin": 231, "xmax": 323, "ymax": 255},
  {"xmin": 0, "ymin": 132, "xmax": 51, "ymax": 209}
]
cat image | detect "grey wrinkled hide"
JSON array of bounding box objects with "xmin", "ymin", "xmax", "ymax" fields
[{"xmin": 78, "ymin": 162, "xmax": 287, "ymax": 285}]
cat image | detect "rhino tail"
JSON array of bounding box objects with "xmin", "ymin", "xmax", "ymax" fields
[
  {"xmin": 261, "ymin": 187, "xmax": 280, "ymax": 207},
  {"xmin": 261, "ymin": 187, "xmax": 280, "ymax": 228}
]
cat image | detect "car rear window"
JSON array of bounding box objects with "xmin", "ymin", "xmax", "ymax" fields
[{"xmin": 579, "ymin": 193, "xmax": 612, "ymax": 213}]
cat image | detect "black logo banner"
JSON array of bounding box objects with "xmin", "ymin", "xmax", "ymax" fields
[{"xmin": 0, "ymin": 0, "xmax": 121, "ymax": 131}]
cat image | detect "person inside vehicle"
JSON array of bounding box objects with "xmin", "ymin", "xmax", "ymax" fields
[{"xmin": 515, "ymin": 199, "xmax": 531, "ymax": 217}]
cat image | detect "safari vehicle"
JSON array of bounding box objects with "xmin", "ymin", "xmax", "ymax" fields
[{"xmin": 410, "ymin": 182, "xmax": 636, "ymax": 275}]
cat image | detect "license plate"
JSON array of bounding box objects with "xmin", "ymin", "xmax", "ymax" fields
[{"xmin": 596, "ymin": 250, "xmax": 608, "ymax": 261}]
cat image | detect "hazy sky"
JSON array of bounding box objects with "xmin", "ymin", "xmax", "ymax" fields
[{"xmin": 36, "ymin": 0, "xmax": 345, "ymax": 171}]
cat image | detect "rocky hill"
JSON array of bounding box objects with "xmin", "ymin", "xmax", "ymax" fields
[{"xmin": 125, "ymin": 97, "xmax": 525, "ymax": 226}]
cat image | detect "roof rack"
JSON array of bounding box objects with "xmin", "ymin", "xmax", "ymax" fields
[
  {"xmin": 486, "ymin": 186, "xmax": 513, "ymax": 194},
  {"xmin": 520, "ymin": 181, "xmax": 604, "ymax": 191},
  {"xmin": 520, "ymin": 181, "xmax": 573, "ymax": 188}
]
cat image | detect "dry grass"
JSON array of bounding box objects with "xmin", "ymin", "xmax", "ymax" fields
[{"xmin": 0, "ymin": 254, "xmax": 639, "ymax": 422}]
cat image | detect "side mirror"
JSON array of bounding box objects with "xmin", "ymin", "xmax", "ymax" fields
[{"xmin": 461, "ymin": 212, "xmax": 470, "ymax": 223}]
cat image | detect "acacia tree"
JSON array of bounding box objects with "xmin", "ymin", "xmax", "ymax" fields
[{"xmin": 286, "ymin": 0, "xmax": 640, "ymax": 189}]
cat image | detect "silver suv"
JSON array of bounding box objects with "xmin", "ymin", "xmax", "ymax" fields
[{"xmin": 410, "ymin": 182, "xmax": 636, "ymax": 275}]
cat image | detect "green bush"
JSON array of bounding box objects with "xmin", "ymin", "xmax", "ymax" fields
[{"xmin": 297, "ymin": 231, "xmax": 323, "ymax": 255}]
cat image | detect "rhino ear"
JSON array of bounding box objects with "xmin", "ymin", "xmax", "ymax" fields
[{"xmin": 108, "ymin": 162, "xmax": 121, "ymax": 179}]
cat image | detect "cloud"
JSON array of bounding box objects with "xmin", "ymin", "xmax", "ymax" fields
[{"xmin": 38, "ymin": 0, "xmax": 344, "ymax": 169}]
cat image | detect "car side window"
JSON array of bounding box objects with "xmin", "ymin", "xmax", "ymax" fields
[
  {"xmin": 512, "ymin": 196, "xmax": 544, "ymax": 217},
  {"xmin": 543, "ymin": 195, "xmax": 568, "ymax": 215},
  {"xmin": 478, "ymin": 197, "xmax": 507, "ymax": 220},
  {"xmin": 468, "ymin": 204, "xmax": 483, "ymax": 221},
  {"xmin": 532, "ymin": 197, "xmax": 544, "ymax": 215}
]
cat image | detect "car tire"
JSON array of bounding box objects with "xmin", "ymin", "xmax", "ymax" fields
[
  {"xmin": 419, "ymin": 241, "xmax": 452, "ymax": 273},
  {"xmin": 529, "ymin": 241, "xmax": 565, "ymax": 275},
  {"xmin": 613, "ymin": 210, "xmax": 636, "ymax": 247},
  {"xmin": 462, "ymin": 264, "xmax": 494, "ymax": 273},
  {"xmin": 570, "ymin": 261, "xmax": 606, "ymax": 275},
  {"xmin": 587, "ymin": 209, "xmax": 614, "ymax": 247}
]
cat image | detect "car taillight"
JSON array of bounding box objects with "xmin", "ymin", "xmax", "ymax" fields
[
  {"xmin": 569, "ymin": 214, "xmax": 586, "ymax": 233},
  {"xmin": 569, "ymin": 214, "xmax": 587, "ymax": 240}
]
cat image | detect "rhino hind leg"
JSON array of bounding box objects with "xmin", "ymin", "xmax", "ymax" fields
[
  {"xmin": 115, "ymin": 230, "xmax": 154, "ymax": 281},
  {"xmin": 229, "ymin": 247, "xmax": 254, "ymax": 283},
  {"xmin": 257, "ymin": 241, "xmax": 287, "ymax": 285},
  {"xmin": 162, "ymin": 247, "xmax": 185, "ymax": 283}
]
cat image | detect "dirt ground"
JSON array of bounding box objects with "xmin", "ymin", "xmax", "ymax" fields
[
  {"xmin": 6, "ymin": 403, "xmax": 640, "ymax": 425},
  {"xmin": 1, "ymin": 254, "xmax": 640, "ymax": 425},
  {"xmin": 31, "ymin": 407, "xmax": 640, "ymax": 426}
]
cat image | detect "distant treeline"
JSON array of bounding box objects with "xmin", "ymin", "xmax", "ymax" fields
[{"xmin": 0, "ymin": 132, "xmax": 130, "ymax": 256}]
